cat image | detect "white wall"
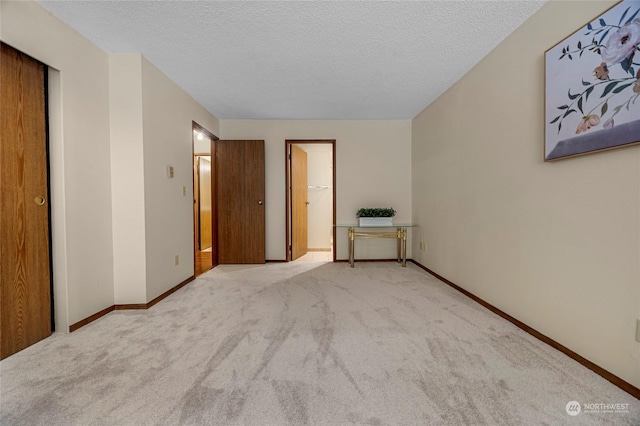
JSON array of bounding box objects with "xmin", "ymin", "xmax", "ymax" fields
[
  {"xmin": 220, "ymin": 120, "xmax": 412, "ymax": 260},
  {"xmin": 109, "ymin": 54, "xmax": 147, "ymax": 304},
  {"xmin": 412, "ymin": 0, "xmax": 640, "ymax": 388},
  {"xmin": 141, "ymin": 57, "xmax": 219, "ymax": 301},
  {"xmin": 1, "ymin": 0, "xmax": 115, "ymax": 327}
]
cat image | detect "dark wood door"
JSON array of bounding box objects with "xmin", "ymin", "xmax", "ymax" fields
[
  {"xmin": 291, "ymin": 145, "xmax": 308, "ymax": 260},
  {"xmin": 0, "ymin": 43, "xmax": 52, "ymax": 359},
  {"xmin": 217, "ymin": 140, "xmax": 265, "ymax": 264}
]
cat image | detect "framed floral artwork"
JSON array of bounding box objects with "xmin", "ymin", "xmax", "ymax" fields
[{"xmin": 545, "ymin": 0, "xmax": 640, "ymax": 161}]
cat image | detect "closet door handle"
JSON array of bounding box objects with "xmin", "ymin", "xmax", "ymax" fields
[
  {"xmin": 258, "ymin": 200, "xmax": 264, "ymax": 205},
  {"xmin": 34, "ymin": 196, "xmax": 46, "ymax": 206}
]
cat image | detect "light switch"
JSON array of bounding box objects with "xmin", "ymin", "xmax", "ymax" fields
[{"xmin": 167, "ymin": 165, "xmax": 174, "ymax": 178}]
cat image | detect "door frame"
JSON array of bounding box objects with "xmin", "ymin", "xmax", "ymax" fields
[
  {"xmin": 192, "ymin": 121, "xmax": 219, "ymax": 274},
  {"xmin": 285, "ymin": 140, "xmax": 336, "ymax": 262}
]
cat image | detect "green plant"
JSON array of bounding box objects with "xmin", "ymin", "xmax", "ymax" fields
[{"xmin": 356, "ymin": 207, "xmax": 396, "ymax": 218}]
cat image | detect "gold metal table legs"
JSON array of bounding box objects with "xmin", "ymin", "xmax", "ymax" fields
[
  {"xmin": 348, "ymin": 226, "xmax": 408, "ymax": 268},
  {"xmin": 348, "ymin": 227, "xmax": 355, "ymax": 267}
]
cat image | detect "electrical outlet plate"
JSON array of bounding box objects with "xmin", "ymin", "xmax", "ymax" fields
[
  {"xmin": 636, "ymin": 319, "xmax": 640, "ymax": 343},
  {"xmin": 174, "ymin": 255, "xmax": 179, "ymax": 266}
]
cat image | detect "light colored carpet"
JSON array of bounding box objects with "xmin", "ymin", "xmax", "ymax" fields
[{"xmin": 1, "ymin": 261, "xmax": 638, "ymax": 425}]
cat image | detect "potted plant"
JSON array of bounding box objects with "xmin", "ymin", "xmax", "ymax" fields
[{"xmin": 356, "ymin": 207, "xmax": 396, "ymax": 227}]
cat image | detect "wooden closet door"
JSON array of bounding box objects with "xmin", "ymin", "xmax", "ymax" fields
[{"xmin": 0, "ymin": 43, "xmax": 52, "ymax": 359}]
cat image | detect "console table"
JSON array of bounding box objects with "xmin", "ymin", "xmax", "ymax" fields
[{"xmin": 336, "ymin": 225, "xmax": 415, "ymax": 267}]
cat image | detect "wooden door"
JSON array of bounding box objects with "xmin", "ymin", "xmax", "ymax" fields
[
  {"xmin": 0, "ymin": 43, "xmax": 52, "ymax": 359},
  {"xmin": 290, "ymin": 145, "xmax": 308, "ymax": 260},
  {"xmin": 198, "ymin": 156, "xmax": 212, "ymax": 250},
  {"xmin": 216, "ymin": 140, "xmax": 265, "ymax": 264}
]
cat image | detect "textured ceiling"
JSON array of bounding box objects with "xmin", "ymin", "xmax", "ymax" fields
[{"xmin": 38, "ymin": 0, "xmax": 546, "ymax": 120}]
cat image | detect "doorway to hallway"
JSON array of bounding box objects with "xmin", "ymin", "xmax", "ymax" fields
[
  {"xmin": 285, "ymin": 140, "xmax": 336, "ymax": 262},
  {"xmin": 192, "ymin": 123, "xmax": 218, "ymax": 276}
]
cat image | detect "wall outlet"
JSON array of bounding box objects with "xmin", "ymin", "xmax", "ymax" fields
[
  {"xmin": 174, "ymin": 255, "xmax": 179, "ymax": 266},
  {"xmin": 182, "ymin": 186, "xmax": 187, "ymax": 196},
  {"xmin": 419, "ymin": 242, "xmax": 427, "ymax": 251},
  {"xmin": 636, "ymin": 319, "xmax": 640, "ymax": 343}
]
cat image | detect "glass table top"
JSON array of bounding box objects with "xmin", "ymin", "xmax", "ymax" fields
[{"xmin": 334, "ymin": 224, "xmax": 416, "ymax": 228}]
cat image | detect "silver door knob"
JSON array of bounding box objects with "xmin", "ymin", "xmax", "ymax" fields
[{"xmin": 258, "ymin": 200, "xmax": 264, "ymax": 205}]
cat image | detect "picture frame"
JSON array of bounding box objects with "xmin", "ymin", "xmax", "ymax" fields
[{"xmin": 545, "ymin": 0, "xmax": 640, "ymax": 161}]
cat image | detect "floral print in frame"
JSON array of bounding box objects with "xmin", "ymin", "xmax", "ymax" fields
[{"xmin": 545, "ymin": 0, "xmax": 640, "ymax": 161}]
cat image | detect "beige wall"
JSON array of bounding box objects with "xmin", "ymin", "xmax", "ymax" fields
[
  {"xmin": 1, "ymin": 0, "xmax": 115, "ymax": 327},
  {"xmin": 220, "ymin": 120, "xmax": 412, "ymax": 260},
  {"xmin": 412, "ymin": 0, "xmax": 640, "ymax": 388},
  {"xmin": 110, "ymin": 54, "xmax": 220, "ymax": 304},
  {"xmin": 109, "ymin": 54, "xmax": 147, "ymax": 304},
  {"xmin": 1, "ymin": 2, "xmax": 221, "ymax": 322},
  {"xmin": 141, "ymin": 57, "xmax": 219, "ymax": 301}
]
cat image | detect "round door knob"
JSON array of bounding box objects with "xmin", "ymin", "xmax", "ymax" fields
[
  {"xmin": 258, "ymin": 200, "xmax": 264, "ymax": 205},
  {"xmin": 34, "ymin": 196, "xmax": 46, "ymax": 206}
]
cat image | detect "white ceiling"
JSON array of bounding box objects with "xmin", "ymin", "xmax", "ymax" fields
[{"xmin": 38, "ymin": 0, "xmax": 546, "ymax": 120}]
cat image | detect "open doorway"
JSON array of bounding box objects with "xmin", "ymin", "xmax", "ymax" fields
[
  {"xmin": 193, "ymin": 122, "xmax": 218, "ymax": 275},
  {"xmin": 285, "ymin": 140, "xmax": 336, "ymax": 262}
]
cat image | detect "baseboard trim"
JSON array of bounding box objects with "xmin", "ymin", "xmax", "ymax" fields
[
  {"xmin": 266, "ymin": 259, "xmax": 287, "ymax": 263},
  {"xmin": 336, "ymin": 258, "xmax": 405, "ymax": 263},
  {"xmin": 70, "ymin": 276, "xmax": 196, "ymax": 332},
  {"xmin": 114, "ymin": 304, "xmax": 147, "ymax": 310},
  {"xmin": 409, "ymin": 260, "xmax": 640, "ymax": 400},
  {"xmin": 69, "ymin": 305, "xmax": 114, "ymax": 332},
  {"xmin": 146, "ymin": 276, "xmax": 195, "ymax": 309}
]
